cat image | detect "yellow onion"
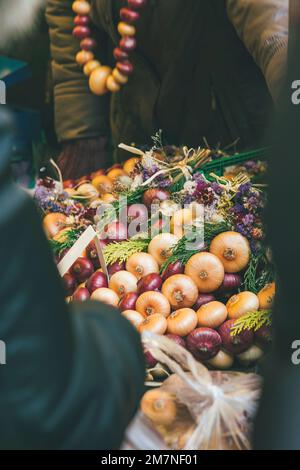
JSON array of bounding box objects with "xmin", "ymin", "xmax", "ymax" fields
[
  {"xmin": 43, "ymin": 213, "xmax": 67, "ymax": 239},
  {"xmin": 123, "ymin": 157, "xmax": 140, "ymax": 175},
  {"xmin": 141, "ymin": 389, "xmax": 177, "ymax": 426},
  {"xmin": 126, "ymin": 253, "xmax": 159, "ymax": 280},
  {"xmin": 227, "ymin": 291, "xmax": 259, "ymax": 319},
  {"xmin": 122, "ymin": 310, "xmax": 145, "ymax": 328},
  {"xmin": 148, "ymin": 233, "xmax": 179, "ymax": 266},
  {"xmin": 210, "ymin": 231, "xmax": 250, "ymax": 273},
  {"xmin": 162, "ymin": 275, "xmax": 198, "ymax": 309},
  {"xmin": 109, "ymin": 271, "xmax": 138, "ymax": 298},
  {"xmin": 91, "ymin": 175, "xmax": 113, "ymax": 194},
  {"xmin": 257, "ymin": 282, "xmax": 275, "ymax": 310},
  {"xmin": 138, "ymin": 314, "xmax": 168, "ymax": 335},
  {"xmin": 207, "ymin": 349, "xmax": 234, "ymax": 370},
  {"xmin": 91, "ymin": 288, "xmax": 119, "ymax": 307},
  {"xmin": 136, "ymin": 291, "xmax": 171, "ymax": 318},
  {"xmin": 171, "ymin": 208, "xmax": 194, "ymax": 238},
  {"xmin": 197, "ymin": 301, "xmax": 228, "ymax": 329},
  {"xmin": 167, "ymin": 308, "xmax": 198, "ymax": 337},
  {"xmin": 76, "ymin": 183, "xmax": 99, "ymax": 200},
  {"xmin": 185, "ymin": 252, "xmax": 224, "ymax": 293}
]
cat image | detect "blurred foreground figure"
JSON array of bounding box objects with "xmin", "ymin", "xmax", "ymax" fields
[
  {"xmin": 0, "ymin": 0, "xmax": 144, "ymax": 450},
  {"xmin": 254, "ymin": 1, "xmax": 300, "ymax": 450}
]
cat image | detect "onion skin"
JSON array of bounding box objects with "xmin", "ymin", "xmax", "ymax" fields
[
  {"xmin": 43, "ymin": 213, "xmax": 67, "ymax": 239},
  {"xmin": 257, "ymin": 282, "xmax": 275, "ymax": 310},
  {"xmin": 109, "ymin": 271, "xmax": 138, "ymax": 298},
  {"xmin": 197, "ymin": 301, "xmax": 228, "ymax": 329},
  {"xmin": 73, "ymin": 287, "xmax": 90, "ymax": 302},
  {"xmin": 162, "ymin": 261, "xmax": 184, "ymax": 281},
  {"xmin": 141, "ymin": 389, "xmax": 177, "ymax": 426},
  {"xmin": 138, "ymin": 314, "xmax": 168, "ymax": 335},
  {"xmin": 62, "ymin": 273, "xmax": 77, "ymax": 296},
  {"xmin": 187, "ymin": 328, "xmax": 222, "ymax": 361},
  {"xmin": 218, "ymin": 319, "xmax": 254, "ymax": 355},
  {"xmin": 126, "ymin": 253, "xmax": 159, "ymax": 279},
  {"xmin": 122, "ymin": 310, "xmax": 145, "ymax": 328},
  {"xmin": 210, "ymin": 231, "xmax": 250, "ymax": 273},
  {"xmin": 91, "ymin": 288, "xmax": 119, "ymax": 307},
  {"xmin": 255, "ymin": 325, "xmax": 272, "ymax": 349},
  {"xmin": 185, "ymin": 252, "xmax": 225, "ymax": 293},
  {"xmin": 136, "ymin": 291, "xmax": 171, "ymax": 318},
  {"xmin": 218, "ymin": 274, "xmax": 242, "ymax": 293},
  {"xmin": 142, "ymin": 189, "xmax": 170, "ymax": 208},
  {"xmin": 127, "ymin": 203, "xmax": 148, "ymax": 223},
  {"xmin": 162, "ymin": 274, "xmax": 198, "ymax": 309},
  {"xmin": 108, "ymin": 260, "xmax": 126, "ymax": 276},
  {"xmin": 86, "ymin": 271, "xmax": 108, "ymax": 294},
  {"xmin": 207, "ymin": 349, "xmax": 234, "ymax": 370},
  {"xmin": 137, "ymin": 273, "xmax": 163, "ymax": 294},
  {"xmin": 119, "ymin": 292, "xmax": 139, "ymax": 311},
  {"xmin": 148, "ymin": 233, "xmax": 179, "ymax": 267},
  {"xmin": 237, "ymin": 344, "xmax": 264, "ymax": 366},
  {"xmin": 167, "ymin": 309, "xmax": 198, "ymax": 337},
  {"xmin": 193, "ymin": 294, "xmax": 216, "ymax": 310},
  {"xmin": 71, "ymin": 257, "xmax": 95, "ymax": 283},
  {"xmin": 226, "ymin": 291, "xmax": 259, "ymax": 320},
  {"xmin": 166, "ymin": 334, "xmax": 186, "ymax": 349}
]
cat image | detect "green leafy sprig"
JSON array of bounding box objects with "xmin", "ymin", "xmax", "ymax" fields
[
  {"xmin": 230, "ymin": 310, "xmax": 272, "ymax": 337},
  {"xmin": 50, "ymin": 227, "xmax": 84, "ymax": 256},
  {"xmin": 103, "ymin": 238, "xmax": 150, "ymax": 265},
  {"xmin": 243, "ymin": 251, "xmax": 275, "ymax": 293}
]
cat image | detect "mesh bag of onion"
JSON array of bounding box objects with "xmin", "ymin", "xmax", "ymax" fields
[{"xmin": 142, "ymin": 334, "xmax": 262, "ymax": 450}]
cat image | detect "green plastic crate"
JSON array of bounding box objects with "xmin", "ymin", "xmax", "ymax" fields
[{"xmin": 201, "ymin": 147, "xmax": 269, "ymax": 178}]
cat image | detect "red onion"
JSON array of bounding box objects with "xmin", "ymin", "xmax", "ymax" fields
[
  {"xmin": 218, "ymin": 319, "xmax": 253, "ymax": 355},
  {"xmin": 166, "ymin": 334, "xmax": 186, "ymax": 349},
  {"xmin": 119, "ymin": 292, "xmax": 139, "ymax": 312},
  {"xmin": 108, "ymin": 260, "xmax": 126, "ymax": 276},
  {"xmin": 162, "ymin": 261, "xmax": 184, "ymax": 281},
  {"xmin": 103, "ymin": 221, "xmax": 127, "ymax": 242},
  {"xmin": 63, "ymin": 179, "xmax": 76, "ymax": 189},
  {"xmin": 127, "ymin": 204, "xmax": 148, "ymax": 223},
  {"xmin": 187, "ymin": 328, "xmax": 222, "ymax": 361},
  {"xmin": 70, "ymin": 257, "xmax": 95, "ymax": 283},
  {"xmin": 73, "ymin": 287, "xmax": 90, "ymax": 302},
  {"xmin": 193, "ymin": 294, "xmax": 216, "ymax": 310},
  {"xmin": 142, "ymin": 189, "xmax": 170, "ymax": 208},
  {"xmin": 218, "ymin": 274, "xmax": 242, "ymax": 293},
  {"xmin": 63, "ymin": 273, "xmax": 77, "ymax": 296},
  {"xmin": 255, "ymin": 325, "xmax": 272, "ymax": 349},
  {"xmin": 86, "ymin": 271, "xmax": 108, "ymax": 294},
  {"xmin": 137, "ymin": 273, "xmax": 163, "ymax": 294},
  {"xmin": 144, "ymin": 350, "xmax": 158, "ymax": 368},
  {"xmin": 86, "ymin": 241, "xmax": 100, "ymax": 268}
]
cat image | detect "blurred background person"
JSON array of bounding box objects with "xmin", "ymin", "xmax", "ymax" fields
[
  {"xmin": 0, "ymin": 0, "xmax": 145, "ymax": 450},
  {"xmin": 46, "ymin": 0, "xmax": 288, "ymax": 179}
]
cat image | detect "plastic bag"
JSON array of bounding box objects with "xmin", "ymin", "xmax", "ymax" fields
[{"xmin": 142, "ymin": 334, "xmax": 262, "ymax": 450}]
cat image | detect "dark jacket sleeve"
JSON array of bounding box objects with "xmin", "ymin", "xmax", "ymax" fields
[
  {"xmin": 227, "ymin": 0, "xmax": 288, "ymax": 99},
  {"xmin": 46, "ymin": 0, "xmax": 111, "ymax": 142},
  {"xmin": 0, "ymin": 110, "xmax": 144, "ymax": 450}
]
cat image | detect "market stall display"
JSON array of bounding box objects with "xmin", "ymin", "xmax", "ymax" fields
[{"xmin": 34, "ymin": 140, "xmax": 274, "ymax": 379}]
